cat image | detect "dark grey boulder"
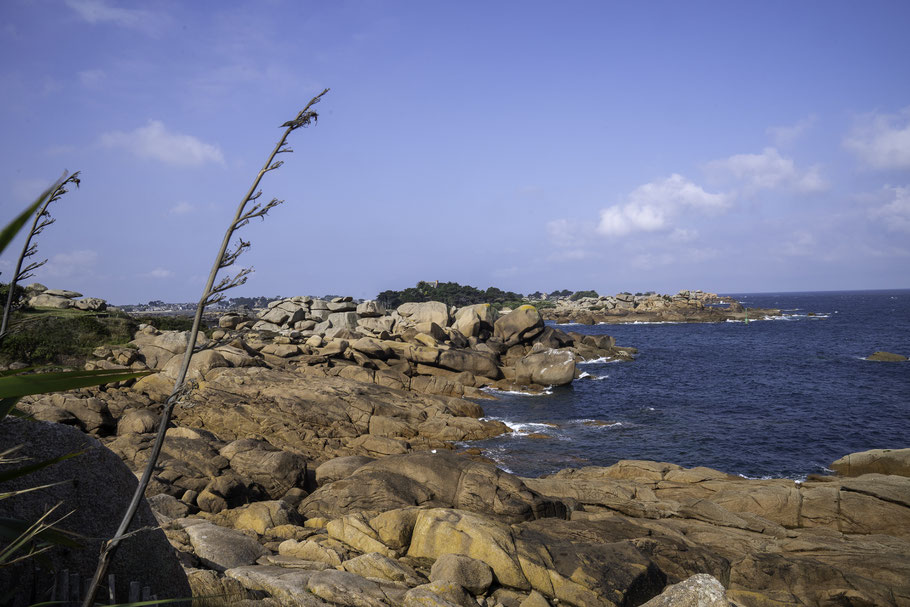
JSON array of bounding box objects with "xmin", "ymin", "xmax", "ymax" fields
[{"xmin": 0, "ymin": 417, "xmax": 191, "ymax": 603}]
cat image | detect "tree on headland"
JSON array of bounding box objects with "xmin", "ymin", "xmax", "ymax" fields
[{"xmin": 377, "ymin": 281, "xmax": 524, "ymax": 308}]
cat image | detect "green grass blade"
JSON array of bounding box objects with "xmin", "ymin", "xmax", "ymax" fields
[
  {"xmin": 0, "ymin": 396, "xmax": 19, "ymax": 421},
  {"xmin": 0, "ymin": 367, "xmax": 36, "ymax": 377},
  {"xmin": 0, "ymin": 175, "xmax": 65, "ymax": 255},
  {"xmin": 0, "ymin": 517, "xmax": 80, "ymax": 550},
  {"xmin": 0, "ymin": 480, "xmax": 66, "ymax": 501},
  {"xmin": 0, "ymin": 369, "xmax": 153, "ymax": 398},
  {"xmin": 0, "ymin": 449, "xmax": 83, "ymax": 484}
]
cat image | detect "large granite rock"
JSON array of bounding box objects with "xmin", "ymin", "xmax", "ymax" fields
[
  {"xmin": 830, "ymin": 447, "xmax": 910, "ymax": 477},
  {"xmin": 521, "ymin": 460, "xmax": 910, "ymax": 606},
  {"xmin": 183, "ymin": 519, "xmax": 268, "ymax": 571},
  {"xmin": 299, "ymin": 451, "xmax": 567, "ymax": 523},
  {"xmin": 0, "ymin": 418, "xmax": 191, "ymax": 603},
  {"xmin": 172, "ymin": 367, "xmax": 507, "ymax": 462},
  {"xmin": 494, "ymin": 306, "xmax": 544, "ymax": 346},
  {"xmin": 514, "ymin": 350, "xmax": 576, "ymax": 386},
  {"xmin": 398, "ymin": 301, "xmax": 452, "ymax": 327}
]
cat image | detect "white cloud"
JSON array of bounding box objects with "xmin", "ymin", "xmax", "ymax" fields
[
  {"xmin": 629, "ymin": 247, "xmax": 719, "ymax": 270},
  {"xmin": 869, "ymin": 185, "xmax": 910, "ymax": 233},
  {"xmin": 780, "ymin": 230, "xmax": 817, "ymax": 257},
  {"xmin": 41, "ymin": 249, "xmax": 98, "ymax": 278},
  {"xmin": 546, "ymin": 219, "xmax": 582, "ymax": 248},
  {"xmin": 144, "ymin": 268, "xmax": 174, "ymax": 279},
  {"xmin": 546, "ymin": 248, "xmax": 591, "ymax": 262},
  {"xmin": 669, "ymin": 228, "xmax": 699, "ymax": 243},
  {"xmin": 767, "ymin": 115, "xmax": 817, "ymax": 147},
  {"xmin": 65, "ymin": 0, "xmax": 160, "ymax": 32},
  {"xmin": 596, "ymin": 174, "xmax": 727, "ymax": 237},
  {"xmin": 169, "ymin": 202, "xmax": 195, "ymax": 215},
  {"xmin": 100, "ymin": 121, "xmax": 225, "ymax": 167},
  {"xmin": 706, "ymin": 147, "xmax": 827, "ymax": 193},
  {"xmin": 844, "ymin": 108, "xmax": 910, "ymax": 170}
]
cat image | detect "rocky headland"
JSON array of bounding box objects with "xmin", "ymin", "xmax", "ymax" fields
[
  {"xmin": 540, "ymin": 290, "xmax": 781, "ymax": 325},
  {"xmin": 20, "ymin": 281, "xmax": 109, "ymax": 311},
  {"xmin": 2, "ymin": 294, "xmax": 908, "ymax": 606}
]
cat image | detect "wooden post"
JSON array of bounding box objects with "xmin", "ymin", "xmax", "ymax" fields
[
  {"xmin": 128, "ymin": 580, "xmax": 141, "ymax": 603},
  {"xmin": 68, "ymin": 572, "xmax": 81, "ymax": 606},
  {"xmin": 57, "ymin": 569, "xmax": 69, "ymax": 604}
]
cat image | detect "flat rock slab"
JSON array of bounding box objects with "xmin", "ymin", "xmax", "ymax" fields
[
  {"xmin": 184, "ymin": 521, "xmax": 268, "ymax": 571},
  {"xmin": 226, "ymin": 565, "xmax": 328, "ymax": 606}
]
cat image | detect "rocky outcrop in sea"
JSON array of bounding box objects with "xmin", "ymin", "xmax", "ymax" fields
[{"xmin": 539, "ymin": 290, "xmax": 780, "ymax": 325}]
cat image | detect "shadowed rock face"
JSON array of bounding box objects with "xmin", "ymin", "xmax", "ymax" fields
[
  {"xmin": 0, "ymin": 418, "xmax": 191, "ymax": 604},
  {"xmin": 300, "ymin": 451, "xmax": 568, "ymax": 524}
]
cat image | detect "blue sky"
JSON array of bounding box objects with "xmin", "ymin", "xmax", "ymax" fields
[{"xmin": 1, "ymin": 1, "xmax": 909, "ymax": 304}]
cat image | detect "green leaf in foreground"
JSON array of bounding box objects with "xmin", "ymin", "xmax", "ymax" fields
[
  {"xmin": 0, "ymin": 449, "xmax": 84, "ymax": 486},
  {"xmin": 0, "ymin": 175, "xmax": 65, "ymax": 256},
  {"xmin": 0, "ymin": 368, "xmax": 153, "ymax": 399}
]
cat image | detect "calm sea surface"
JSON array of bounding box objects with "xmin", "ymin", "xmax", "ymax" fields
[{"xmin": 469, "ymin": 290, "xmax": 910, "ymax": 479}]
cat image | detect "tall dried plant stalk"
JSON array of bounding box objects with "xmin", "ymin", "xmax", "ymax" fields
[
  {"xmin": 81, "ymin": 89, "xmax": 329, "ymax": 606},
  {"xmin": 0, "ymin": 171, "xmax": 80, "ymax": 341}
]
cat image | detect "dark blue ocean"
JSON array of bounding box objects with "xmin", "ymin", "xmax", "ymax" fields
[{"xmin": 470, "ymin": 290, "xmax": 910, "ymax": 479}]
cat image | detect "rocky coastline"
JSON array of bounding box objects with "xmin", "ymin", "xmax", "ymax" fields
[
  {"xmin": 2, "ymin": 293, "xmax": 908, "ymax": 606},
  {"xmin": 539, "ymin": 290, "xmax": 781, "ymax": 325}
]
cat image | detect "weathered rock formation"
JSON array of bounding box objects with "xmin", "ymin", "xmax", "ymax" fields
[
  {"xmin": 24, "ymin": 282, "xmax": 108, "ymax": 311},
  {"xmin": 145, "ymin": 450, "xmax": 909, "ymax": 606},
  {"xmin": 866, "ymin": 350, "xmax": 908, "ymax": 362},
  {"xmin": 539, "ymin": 290, "xmax": 780, "ymax": 325},
  {"xmin": 80, "ymin": 296, "xmax": 635, "ymax": 400}
]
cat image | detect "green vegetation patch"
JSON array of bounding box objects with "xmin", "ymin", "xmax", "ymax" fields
[
  {"xmin": 377, "ymin": 281, "xmax": 525, "ymax": 308},
  {"xmin": 0, "ymin": 310, "xmax": 135, "ymax": 365}
]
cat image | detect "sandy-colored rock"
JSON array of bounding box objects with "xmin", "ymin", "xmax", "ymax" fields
[
  {"xmin": 173, "ymin": 367, "xmax": 496, "ymax": 462},
  {"xmin": 316, "ymin": 455, "xmax": 376, "ymax": 485},
  {"xmin": 430, "ymin": 553, "xmax": 494, "ymax": 595},
  {"xmin": 404, "ymin": 580, "xmax": 479, "ymax": 607},
  {"xmin": 300, "ymin": 452, "xmax": 566, "ymax": 523},
  {"xmin": 278, "ymin": 538, "xmax": 348, "ymax": 566},
  {"xmin": 831, "ymin": 447, "xmax": 910, "ymax": 477},
  {"xmin": 408, "ymin": 509, "xmax": 528, "ymax": 589},
  {"xmin": 494, "ymin": 306, "xmax": 544, "ymax": 346},
  {"xmin": 398, "ymin": 301, "xmax": 452, "ymax": 327},
  {"xmin": 866, "ymin": 350, "xmax": 907, "ymax": 362},
  {"xmin": 342, "ymin": 552, "xmax": 426, "ymax": 586},
  {"xmin": 514, "ymin": 350, "xmax": 576, "ymax": 386},
  {"xmin": 225, "ymin": 565, "xmax": 326, "ymax": 606}
]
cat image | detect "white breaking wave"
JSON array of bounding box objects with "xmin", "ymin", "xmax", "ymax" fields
[
  {"xmin": 576, "ymin": 418, "xmax": 623, "ymax": 428},
  {"xmin": 577, "ymin": 371, "xmax": 609, "ymax": 380},
  {"xmin": 483, "ymin": 418, "xmax": 556, "ymax": 435},
  {"xmin": 579, "ymin": 356, "xmax": 622, "ymax": 365},
  {"xmin": 481, "ymin": 386, "xmax": 553, "ymax": 397},
  {"xmin": 629, "ymin": 320, "xmax": 682, "ymax": 325}
]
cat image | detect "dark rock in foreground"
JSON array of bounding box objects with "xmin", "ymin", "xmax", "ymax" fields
[{"xmin": 0, "ymin": 418, "xmax": 191, "ymax": 604}]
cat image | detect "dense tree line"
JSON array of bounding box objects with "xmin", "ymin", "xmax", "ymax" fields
[{"xmin": 376, "ymin": 281, "xmax": 526, "ymax": 309}]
